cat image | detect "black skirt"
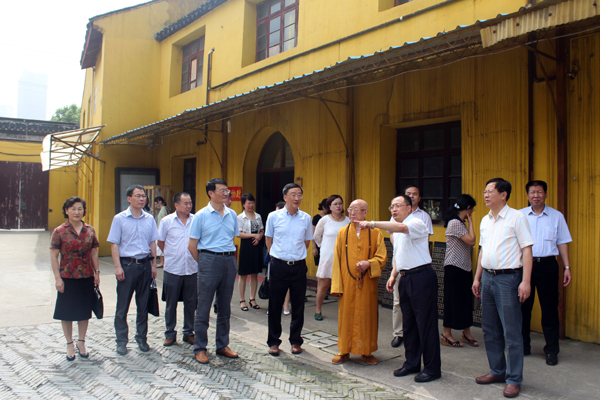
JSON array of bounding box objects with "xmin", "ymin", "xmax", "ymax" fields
[
  {"xmin": 238, "ymin": 238, "xmax": 264, "ymax": 275},
  {"xmin": 53, "ymin": 277, "xmax": 95, "ymax": 321},
  {"xmin": 443, "ymin": 265, "xmax": 473, "ymax": 330}
]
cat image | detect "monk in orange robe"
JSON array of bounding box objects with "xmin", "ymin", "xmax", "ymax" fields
[{"xmin": 331, "ymin": 199, "xmax": 387, "ymax": 365}]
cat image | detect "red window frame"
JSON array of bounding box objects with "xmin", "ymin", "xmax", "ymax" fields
[
  {"xmin": 181, "ymin": 37, "xmax": 205, "ymax": 94},
  {"xmin": 256, "ymin": 0, "xmax": 299, "ymax": 62}
]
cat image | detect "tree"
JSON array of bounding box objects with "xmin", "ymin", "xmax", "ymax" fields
[{"xmin": 51, "ymin": 104, "xmax": 81, "ymax": 124}]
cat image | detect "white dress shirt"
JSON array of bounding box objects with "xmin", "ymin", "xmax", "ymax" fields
[
  {"xmin": 520, "ymin": 205, "xmax": 572, "ymax": 257},
  {"xmin": 388, "ymin": 206, "xmax": 433, "ymax": 236},
  {"xmin": 158, "ymin": 212, "xmax": 197, "ymax": 276},
  {"xmin": 479, "ymin": 204, "xmax": 534, "ymax": 270},
  {"xmin": 393, "ymin": 214, "xmax": 432, "ymax": 271},
  {"xmin": 265, "ymin": 207, "xmax": 313, "ymax": 262}
]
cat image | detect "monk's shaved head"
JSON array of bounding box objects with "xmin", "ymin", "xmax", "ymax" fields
[
  {"xmin": 350, "ymin": 199, "xmax": 368, "ymax": 210},
  {"xmin": 348, "ymin": 199, "xmax": 369, "ymax": 222}
]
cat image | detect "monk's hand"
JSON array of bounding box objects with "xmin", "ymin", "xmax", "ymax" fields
[
  {"xmin": 356, "ymin": 260, "xmax": 370, "ymax": 273},
  {"xmin": 518, "ymin": 281, "xmax": 530, "ymax": 303},
  {"xmin": 386, "ymin": 276, "xmax": 395, "ymax": 292},
  {"xmin": 357, "ymin": 221, "xmax": 371, "ymax": 230}
]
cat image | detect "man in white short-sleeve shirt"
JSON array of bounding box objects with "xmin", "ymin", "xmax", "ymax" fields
[
  {"xmin": 157, "ymin": 192, "xmax": 197, "ymax": 348},
  {"xmin": 390, "ymin": 185, "xmax": 434, "ymax": 348},
  {"xmin": 472, "ymin": 178, "xmax": 533, "ymax": 399}
]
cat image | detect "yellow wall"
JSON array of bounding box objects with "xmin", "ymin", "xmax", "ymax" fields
[{"xmin": 0, "ymin": 140, "xmax": 77, "ymax": 230}]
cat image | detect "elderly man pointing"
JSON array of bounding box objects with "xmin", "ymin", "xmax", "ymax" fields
[{"xmin": 331, "ymin": 200, "xmax": 387, "ymax": 365}]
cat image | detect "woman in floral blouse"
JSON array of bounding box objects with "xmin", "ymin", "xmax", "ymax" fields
[{"xmin": 50, "ymin": 196, "xmax": 100, "ymax": 361}]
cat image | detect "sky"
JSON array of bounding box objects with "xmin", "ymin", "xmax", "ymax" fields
[{"xmin": 0, "ymin": 0, "xmax": 147, "ymax": 120}]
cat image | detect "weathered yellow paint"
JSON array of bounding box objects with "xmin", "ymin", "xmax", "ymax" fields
[{"xmin": 565, "ymin": 33, "xmax": 600, "ymax": 343}]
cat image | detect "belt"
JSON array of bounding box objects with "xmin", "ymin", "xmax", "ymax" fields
[
  {"xmin": 533, "ymin": 256, "xmax": 555, "ymax": 263},
  {"xmin": 120, "ymin": 256, "xmax": 153, "ymax": 264},
  {"xmin": 399, "ymin": 264, "xmax": 431, "ymax": 277},
  {"xmin": 201, "ymin": 250, "xmax": 235, "ymax": 256},
  {"xmin": 272, "ymin": 257, "xmax": 305, "ymax": 266},
  {"xmin": 484, "ymin": 268, "xmax": 521, "ymax": 276}
]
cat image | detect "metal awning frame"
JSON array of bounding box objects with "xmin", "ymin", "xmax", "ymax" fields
[{"xmin": 41, "ymin": 126, "xmax": 105, "ymax": 171}]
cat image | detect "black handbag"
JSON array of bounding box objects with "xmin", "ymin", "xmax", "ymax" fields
[
  {"xmin": 92, "ymin": 286, "xmax": 104, "ymax": 319},
  {"xmin": 148, "ymin": 278, "xmax": 160, "ymax": 317},
  {"xmin": 258, "ymin": 277, "xmax": 270, "ymax": 300}
]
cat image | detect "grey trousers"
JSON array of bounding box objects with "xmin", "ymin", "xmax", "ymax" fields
[
  {"xmin": 163, "ymin": 270, "xmax": 197, "ymax": 339},
  {"xmin": 194, "ymin": 252, "xmax": 237, "ymax": 354},
  {"xmin": 114, "ymin": 259, "xmax": 151, "ymax": 345}
]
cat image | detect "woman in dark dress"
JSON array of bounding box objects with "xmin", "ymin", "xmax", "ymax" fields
[
  {"xmin": 50, "ymin": 197, "xmax": 100, "ymax": 361},
  {"xmin": 237, "ymin": 193, "xmax": 264, "ymax": 311},
  {"xmin": 311, "ymin": 198, "xmax": 329, "ymax": 266},
  {"xmin": 441, "ymin": 194, "xmax": 478, "ymax": 348}
]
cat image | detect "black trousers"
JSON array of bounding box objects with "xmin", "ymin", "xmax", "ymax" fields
[
  {"xmin": 267, "ymin": 258, "xmax": 307, "ymax": 347},
  {"xmin": 115, "ymin": 259, "xmax": 151, "ymax": 345},
  {"xmin": 163, "ymin": 270, "xmax": 197, "ymax": 339},
  {"xmin": 521, "ymin": 257, "xmax": 560, "ymax": 355},
  {"xmin": 399, "ymin": 266, "xmax": 441, "ymax": 376}
]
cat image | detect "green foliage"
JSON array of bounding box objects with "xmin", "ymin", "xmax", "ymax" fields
[{"xmin": 51, "ymin": 104, "xmax": 81, "ymax": 124}]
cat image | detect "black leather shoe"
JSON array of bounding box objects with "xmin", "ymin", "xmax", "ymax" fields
[
  {"xmin": 546, "ymin": 353, "xmax": 558, "ymax": 366},
  {"xmin": 414, "ymin": 372, "xmax": 441, "ymax": 383},
  {"xmin": 393, "ymin": 366, "xmax": 420, "ymax": 377},
  {"xmin": 137, "ymin": 340, "xmax": 150, "ymax": 352},
  {"xmin": 116, "ymin": 344, "xmax": 128, "ymax": 355},
  {"xmin": 391, "ymin": 336, "xmax": 404, "ymax": 348}
]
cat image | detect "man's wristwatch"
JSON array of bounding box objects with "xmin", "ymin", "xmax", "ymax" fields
[
  {"xmin": 371, "ymin": 221, "xmax": 376, "ymax": 229},
  {"xmin": 564, "ymin": 266, "xmax": 571, "ymax": 270}
]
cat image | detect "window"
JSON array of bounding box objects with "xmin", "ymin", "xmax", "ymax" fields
[
  {"xmin": 256, "ymin": 0, "xmax": 298, "ymax": 62},
  {"xmin": 396, "ymin": 121, "xmax": 461, "ymax": 223},
  {"xmin": 181, "ymin": 37, "xmax": 205, "ymax": 93}
]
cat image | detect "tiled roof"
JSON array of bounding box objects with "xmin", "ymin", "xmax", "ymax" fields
[
  {"xmin": 154, "ymin": 0, "xmax": 228, "ymax": 42},
  {"xmin": 0, "ymin": 118, "xmax": 79, "ymax": 143}
]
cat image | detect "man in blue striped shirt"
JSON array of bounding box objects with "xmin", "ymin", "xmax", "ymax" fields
[{"xmin": 108, "ymin": 185, "xmax": 159, "ymax": 356}]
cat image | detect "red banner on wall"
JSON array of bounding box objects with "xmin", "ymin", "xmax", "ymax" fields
[{"xmin": 229, "ymin": 187, "xmax": 242, "ymax": 201}]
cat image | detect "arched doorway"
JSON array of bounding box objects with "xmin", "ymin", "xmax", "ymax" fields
[{"xmin": 256, "ymin": 132, "xmax": 294, "ymax": 219}]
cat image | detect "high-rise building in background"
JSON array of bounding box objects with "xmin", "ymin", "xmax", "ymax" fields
[{"xmin": 17, "ymin": 70, "xmax": 48, "ymax": 120}]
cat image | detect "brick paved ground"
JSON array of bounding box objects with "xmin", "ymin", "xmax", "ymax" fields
[{"xmin": 0, "ymin": 315, "xmax": 402, "ymax": 400}]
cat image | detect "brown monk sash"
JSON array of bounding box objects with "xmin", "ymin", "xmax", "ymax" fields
[{"xmin": 344, "ymin": 224, "xmax": 374, "ymax": 290}]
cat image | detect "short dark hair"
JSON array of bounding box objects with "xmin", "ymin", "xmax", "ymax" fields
[
  {"xmin": 173, "ymin": 192, "xmax": 191, "ymax": 204},
  {"xmin": 526, "ymin": 180, "xmax": 547, "ymax": 194},
  {"xmin": 282, "ymin": 183, "xmax": 303, "ymax": 196},
  {"xmin": 126, "ymin": 185, "xmax": 145, "ymax": 197},
  {"xmin": 62, "ymin": 196, "xmax": 86, "ymax": 218},
  {"xmin": 325, "ymin": 195, "xmax": 343, "ymax": 214},
  {"xmin": 275, "ymin": 201, "xmax": 286, "ymax": 210},
  {"xmin": 317, "ymin": 198, "xmax": 328, "ymax": 211},
  {"xmin": 397, "ymin": 194, "xmax": 412, "ymax": 208},
  {"xmin": 444, "ymin": 194, "xmax": 476, "ymax": 227},
  {"xmin": 486, "ymin": 177, "xmax": 512, "ymax": 201},
  {"xmin": 241, "ymin": 193, "xmax": 256, "ymax": 206},
  {"xmin": 403, "ymin": 184, "xmax": 421, "ymax": 196},
  {"xmin": 154, "ymin": 196, "xmax": 166, "ymax": 205},
  {"xmin": 206, "ymin": 178, "xmax": 227, "ymax": 197}
]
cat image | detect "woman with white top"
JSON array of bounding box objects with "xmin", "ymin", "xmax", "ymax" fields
[
  {"xmin": 313, "ymin": 195, "xmax": 350, "ymax": 321},
  {"xmin": 237, "ymin": 193, "xmax": 264, "ymax": 311}
]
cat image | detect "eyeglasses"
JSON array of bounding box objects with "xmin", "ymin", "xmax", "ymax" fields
[
  {"xmin": 347, "ymin": 208, "xmax": 367, "ymax": 213},
  {"xmin": 287, "ymin": 194, "xmax": 303, "ymax": 199},
  {"xmin": 482, "ymin": 190, "xmax": 497, "ymax": 196},
  {"xmin": 330, "ymin": 202, "xmax": 343, "ymax": 207},
  {"xmin": 132, "ymin": 194, "xmax": 147, "ymax": 199},
  {"xmin": 215, "ymin": 189, "xmax": 231, "ymax": 194},
  {"xmin": 388, "ymin": 204, "xmax": 407, "ymax": 211}
]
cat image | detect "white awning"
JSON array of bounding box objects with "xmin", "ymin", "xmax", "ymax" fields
[{"xmin": 40, "ymin": 126, "xmax": 104, "ymax": 171}]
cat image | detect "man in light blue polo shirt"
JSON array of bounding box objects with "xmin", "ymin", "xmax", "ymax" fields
[
  {"xmin": 265, "ymin": 183, "xmax": 313, "ymax": 357},
  {"xmin": 187, "ymin": 178, "xmax": 239, "ymax": 364},
  {"xmin": 108, "ymin": 185, "xmax": 159, "ymax": 356},
  {"xmin": 520, "ymin": 180, "xmax": 572, "ymax": 366}
]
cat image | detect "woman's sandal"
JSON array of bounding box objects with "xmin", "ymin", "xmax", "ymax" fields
[
  {"xmin": 249, "ymin": 299, "xmax": 260, "ymax": 309},
  {"xmin": 240, "ymin": 300, "xmax": 249, "ymax": 311},
  {"xmin": 462, "ymin": 333, "xmax": 479, "ymax": 347},
  {"xmin": 441, "ymin": 334, "xmax": 463, "ymax": 347},
  {"xmin": 77, "ymin": 339, "xmax": 90, "ymax": 358},
  {"xmin": 66, "ymin": 341, "xmax": 76, "ymax": 361}
]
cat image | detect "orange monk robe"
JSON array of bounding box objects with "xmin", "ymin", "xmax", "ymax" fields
[{"xmin": 331, "ymin": 224, "xmax": 387, "ymax": 356}]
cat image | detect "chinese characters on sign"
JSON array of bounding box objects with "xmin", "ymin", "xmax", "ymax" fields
[{"xmin": 229, "ymin": 187, "xmax": 242, "ymax": 201}]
